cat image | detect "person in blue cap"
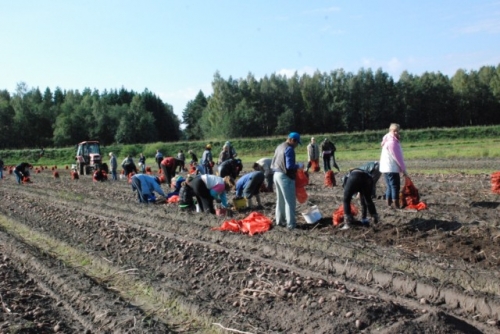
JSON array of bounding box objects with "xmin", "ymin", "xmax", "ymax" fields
[{"xmin": 271, "ymin": 132, "xmax": 303, "ymax": 230}]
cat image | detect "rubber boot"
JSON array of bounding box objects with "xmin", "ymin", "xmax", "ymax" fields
[
  {"xmin": 372, "ymin": 214, "xmax": 379, "ymax": 224},
  {"xmin": 246, "ymin": 197, "xmax": 253, "ymax": 208},
  {"xmin": 255, "ymin": 194, "xmax": 262, "ymax": 207}
]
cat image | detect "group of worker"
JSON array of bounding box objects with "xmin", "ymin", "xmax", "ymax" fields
[{"xmin": 133, "ymin": 124, "xmax": 407, "ymax": 232}]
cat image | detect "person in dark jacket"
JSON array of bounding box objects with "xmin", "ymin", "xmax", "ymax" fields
[
  {"xmin": 217, "ymin": 159, "xmax": 242, "ymax": 179},
  {"xmin": 321, "ymin": 138, "xmax": 340, "ymax": 172},
  {"xmin": 14, "ymin": 162, "xmax": 31, "ymax": 184},
  {"xmin": 341, "ymin": 169, "xmax": 379, "ymax": 230},
  {"xmin": 188, "ymin": 174, "xmax": 235, "ymax": 214},
  {"xmin": 121, "ymin": 155, "xmax": 137, "ymax": 176},
  {"xmin": 357, "ymin": 161, "xmax": 382, "ymax": 198},
  {"xmin": 179, "ymin": 175, "xmax": 196, "ymax": 211},
  {"xmin": 188, "ymin": 150, "xmax": 198, "ymax": 164},
  {"xmin": 160, "ymin": 157, "xmax": 182, "ymax": 187},
  {"xmin": 138, "ymin": 153, "xmax": 146, "ymax": 173},
  {"xmin": 0, "ymin": 158, "xmax": 4, "ymax": 180}
]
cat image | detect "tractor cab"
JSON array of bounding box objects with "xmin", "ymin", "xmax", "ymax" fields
[{"xmin": 76, "ymin": 141, "xmax": 102, "ymax": 175}]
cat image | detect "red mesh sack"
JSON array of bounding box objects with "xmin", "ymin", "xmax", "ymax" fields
[
  {"xmin": 310, "ymin": 160, "xmax": 320, "ymax": 172},
  {"xmin": 296, "ymin": 186, "xmax": 308, "ymax": 203},
  {"xmin": 491, "ymin": 171, "xmax": 500, "ymax": 194},
  {"xmin": 296, "ymin": 168, "xmax": 309, "ymax": 187},
  {"xmin": 332, "ymin": 204, "xmax": 358, "ymax": 226},
  {"xmin": 400, "ymin": 177, "xmax": 420, "ymax": 208},
  {"xmin": 324, "ymin": 170, "xmax": 336, "ymax": 187}
]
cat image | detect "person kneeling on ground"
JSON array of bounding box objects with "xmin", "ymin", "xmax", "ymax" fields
[
  {"xmin": 235, "ymin": 171, "xmax": 265, "ymax": 209},
  {"xmin": 188, "ymin": 174, "xmax": 235, "ymax": 214},
  {"xmin": 130, "ymin": 174, "xmax": 166, "ymax": 203},
  {"xmin": 179, "ymin": 175, "xmax": 196, "ymax": 211},
  {"xmin": 341, "ymin": 169, "xmax": 379, "ymax": 230}
]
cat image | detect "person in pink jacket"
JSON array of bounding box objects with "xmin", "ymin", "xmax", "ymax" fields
[{"xmin": 379, "ymin": 123, "xmax": 408, "ymax": 208}]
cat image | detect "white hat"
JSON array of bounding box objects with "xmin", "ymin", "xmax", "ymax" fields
[{"xmin": 108, "ymin": 152, "xmax": 113, "ymax": 156}]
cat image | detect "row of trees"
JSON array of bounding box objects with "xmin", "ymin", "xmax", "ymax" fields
[
  {"xmin": 1, "ymin": 64, "xmax": 499, "ymax": 149},
  {"xmin": 182, "ymin": 65, "xmax": 500, "ymax": 140},
  {"xmin": 0, "ymin": 84, "xmax": 181, "ymax": 149}
]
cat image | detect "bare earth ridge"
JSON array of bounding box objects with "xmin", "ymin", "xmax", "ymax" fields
[{"xmin": 0, "ymin": 159, "xmax": 499, "ymax": 333}]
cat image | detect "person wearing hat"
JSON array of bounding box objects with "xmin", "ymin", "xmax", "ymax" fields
[
  {"xmin": 108, "ymin": 152, "xmax": 118, "ymax": 180},
  {"xmin": 271, "ymin": 132, "xmax": 304, "ymax": 230},
  {"xmin": 200, "ymin": 144, "xmax": 214, "ymax": 175},
  {"xmin": 306, "ymin": 137, "xmax": 320, "ymax": 172},
  {"xmin": 321, "ymin": 138, "xmax": 340, "ymax": 172},
  {"xmin": 130, "ymin": 174, "xmax": 166, "ymax": 203}
]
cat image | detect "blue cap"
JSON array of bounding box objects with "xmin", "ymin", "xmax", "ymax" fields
[{"xmin": 288, "ymin": 132, "xmax": 301, "ymax": 144}]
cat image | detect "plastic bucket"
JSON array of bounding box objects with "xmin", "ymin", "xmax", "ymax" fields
[
  {"xmin": 233, "ymin": 198, "xmax": 246, "ymax": 210},
  {"xmin": 301, "ymin": 205, "xmax": 322, "ymax": 224}
]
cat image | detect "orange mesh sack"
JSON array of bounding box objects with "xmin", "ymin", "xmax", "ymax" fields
[
  {"xmin": 295, "ymin": 168, "xmax": 309, "ymax": 187},
  {"xmin": 332, "ymin": 204, "xmax": 358, "ymax": 226},
  {"xmin": 324, "ymin": 170, "xmax": 336, "ymax": 187},
  {"xmin": 295, "ymin": 168, "xmax": 309, "ymax": 203},
  {"xmin": 491, "ymin": 171, "xmax": 500, "ymax": 194},
  {"xmin": 400, "ymin": 176, "xmax": 420, "ymax": 208},
  {"xmin": 310, "ymin": 160, "xmax": 320, "ymax": 172}
]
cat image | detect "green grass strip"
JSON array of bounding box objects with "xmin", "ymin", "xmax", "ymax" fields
[{"xmin": 0, "ymin": 215, "xmax": 219, "ymax": 333}]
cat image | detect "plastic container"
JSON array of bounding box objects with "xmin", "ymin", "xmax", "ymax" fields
[
  {"xmin": 301, "ymin": 205, "xmax": 322, "ymax": 224},
  {"xmin": 233, "ymin": 198, "xmax": 247, "ymax": 210}
]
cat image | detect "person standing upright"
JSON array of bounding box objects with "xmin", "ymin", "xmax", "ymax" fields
[
  {"xmin": 200, "ymin": 144, "xmax": 214, "ymax": 175},
  {"xmin": 271, "ymin": 132, "xmax": 303, "ymax": 230},
  {"xmin": 379, "ymin": 123, "xmax": 408, "ymax": 208},
  {"xmin": 138, "ymin": 153, "xmax": 146, "ymax": 173},
  {"xmin": 109, "ymin": 152, "xmax": 118, "ymax": 180},
  {"xmin": 306, "ymin": 137, "xmax": 320, "ymax": 172},
  {"xmin": 0, "ymin": 158, "xmax": 4, "ymax": 179},
  {"xmin": 321, "ymin": 138, "xmax": 340, "ymax": 172},
  {"xmin": 155, "ymin": 150, "xmax": 163, "ymax": 170}
]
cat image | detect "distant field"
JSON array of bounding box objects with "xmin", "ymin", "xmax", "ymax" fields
[{"xmin": 1, "ymin": 126, "xmax": 500, "ymax": 174}]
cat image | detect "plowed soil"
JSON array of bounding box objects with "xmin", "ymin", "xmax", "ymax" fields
[{"xmin": 1, "ymin": 159, "xmax": 499, "ymax": 333}]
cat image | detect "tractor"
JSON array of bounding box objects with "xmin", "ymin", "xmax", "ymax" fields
[{"xmin": 75, "ymin": 141, "xmax": 102, "ymax": 175}]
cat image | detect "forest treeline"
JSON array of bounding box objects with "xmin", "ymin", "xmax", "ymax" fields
[
  {"xmin": 1, "ymin": 64, "xmax": 499, "ymax": 149},
  {"xmin": 0, "ymin": 83, "xmax": 181, "ymax": 149}
]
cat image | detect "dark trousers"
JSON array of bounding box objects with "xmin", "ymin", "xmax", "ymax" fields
[
  {"xmin": 131, "ymin": 177, "xmax": 147, "ymax": 203},
  {"xmin": 161, "ymin": 165, "xmax": 175, "ymax": 187},
  {"xmin": 343, "ymin": 171, "xmax": 377, "ymax": 220},
  {"xmin": 189, "ymin": 176, "xmax": 215, "ymax": 214},
  {"xmin": 243, "ymin": 172, "xmax": 265, "ymax": 198}
]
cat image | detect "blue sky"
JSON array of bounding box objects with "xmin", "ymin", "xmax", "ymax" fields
[{"xmin": 1, "ymin": 1, "xmax": 499, "ymax": 121}]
